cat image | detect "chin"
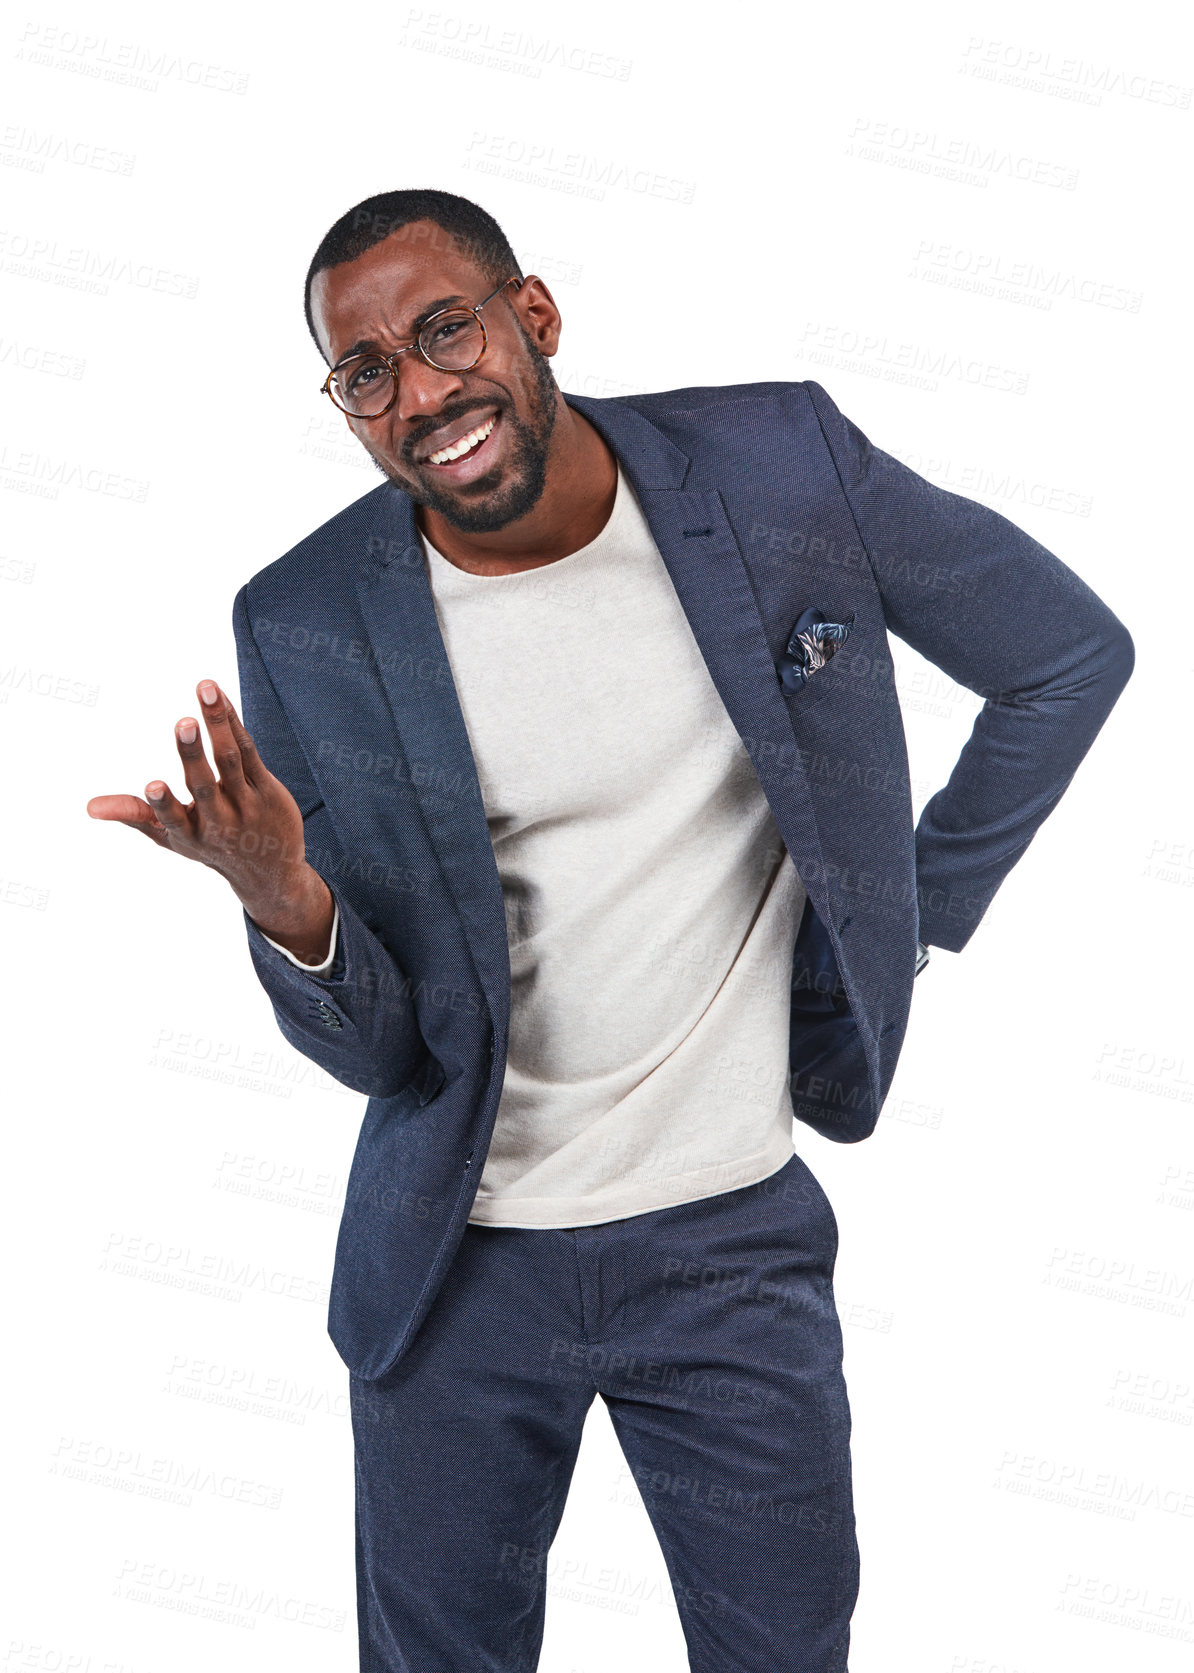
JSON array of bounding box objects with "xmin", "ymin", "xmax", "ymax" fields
[
  {"xmin": 428, "ymin": 468, "xmax": 549, "ymax": 535},
  {"xmin": 436, "ymin": 499, "xmax": 537, "ymax": 536}
]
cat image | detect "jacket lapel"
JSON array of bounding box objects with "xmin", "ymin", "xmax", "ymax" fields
[
  {"xmin": 354, "ymin": 497, "xmax": 512, "ymax": 1036},
  {"xmin": 351, "ymin": 393, "xmax": 837, "ymax": 1041},
  {"xmin": 567, "ymin": 395, "xmax": 836, "ymax": 938}
]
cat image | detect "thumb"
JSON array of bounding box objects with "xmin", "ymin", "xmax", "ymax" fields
[{"xmin": 87, "ymin": 793, "xmax": 173, "ymax": 847}]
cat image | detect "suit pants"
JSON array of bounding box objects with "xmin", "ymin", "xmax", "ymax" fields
[{"xmin": 349, "ymin": 1150, "xmax": 859, "ymax": 1671}]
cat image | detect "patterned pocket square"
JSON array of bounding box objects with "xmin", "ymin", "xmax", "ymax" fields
[{"xmin": 777, "ymin": 607, "xmax": 855, "ymax": 693}]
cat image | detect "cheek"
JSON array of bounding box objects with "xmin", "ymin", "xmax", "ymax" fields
[{"xmin": 353, "ymin": 422, "xmax": 398, "ymax": 465}]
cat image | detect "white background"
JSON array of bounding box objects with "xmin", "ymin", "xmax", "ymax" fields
[{"xmin": 2, "ymin": 1, "xmax": 1191, "ymax": 1669}]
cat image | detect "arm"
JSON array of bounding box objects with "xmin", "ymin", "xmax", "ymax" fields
[
  {"xmin": 805, "ymin": 380, "xmax": 1134, "ymax": 952},
  {"xmin": 231, "ymin": 583, "xmax": 428, "ymax": 1097},
  {"xmin": 87, "ymin": 613, "xmax": 427, "ymax": 1100}
]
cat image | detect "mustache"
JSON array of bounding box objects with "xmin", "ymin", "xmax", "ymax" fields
[{"xmin": 401, "ymin": 392, "xmax": 511, "ymax": 465}]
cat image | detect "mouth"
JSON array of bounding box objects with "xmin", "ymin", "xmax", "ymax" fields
[{"xmin": 414, "ymin": 409, "xmax": 503, "ymax": 485}]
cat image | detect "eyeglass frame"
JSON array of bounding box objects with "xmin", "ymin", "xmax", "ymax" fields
[{"xmin": 319, "ymin": 276, "xmax": 521, "ymax": 419}]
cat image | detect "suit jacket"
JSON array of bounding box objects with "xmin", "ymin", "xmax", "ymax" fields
[{"xmin": 231, "ymin": 379, "xmax": 1133, "ymax": 1381}]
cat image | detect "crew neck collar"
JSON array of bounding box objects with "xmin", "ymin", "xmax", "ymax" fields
[{"xmin": 422, "ymin": 463, "xmax": 628, "ymax": 583}]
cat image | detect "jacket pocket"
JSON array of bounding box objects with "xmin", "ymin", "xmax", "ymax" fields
[{"xmin": 778, "ymin": 614, "xmax": 860, "ymax": 717}]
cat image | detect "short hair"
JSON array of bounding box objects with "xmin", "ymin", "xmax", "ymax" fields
[{"xmin": 303, "ymin": 189, "xmax": 523, "ymax": 354}]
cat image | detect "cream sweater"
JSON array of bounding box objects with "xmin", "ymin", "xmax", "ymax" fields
[{"xmin": 423, "ymin": 467, "xmax": 806, "ymax": 1227}]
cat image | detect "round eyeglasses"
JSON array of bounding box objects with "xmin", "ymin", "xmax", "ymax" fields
[{"xmin": 320, "ymin": 277, "xmax": 520, "ymax": 419}]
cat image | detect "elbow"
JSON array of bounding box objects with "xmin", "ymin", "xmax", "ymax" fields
[
  {"xmin": 1109, "ymin": 618, "xmax": 1134, "ymax": 689},
  {"xmin": 329, "ymin": 1063, "xmax": 412, "ymax": 1100},
  {"xmin": 335, "ymin": 1037, "xmax": 435, "ymax": 1103},
  {"xmin": 333, "ymin": 1060, "xmax": 439, "ymax": 1104},
  {"xmin": 1097, "ymin": 615, "xmax": 1123, "ymax": 685},
  {"xmin": 1095, "ymin": 616, "xmax": 1134, "ymax": 705},
  {"xmin": 273, "ymin": 1014, "xmax": 415, "ymax": 1101}
]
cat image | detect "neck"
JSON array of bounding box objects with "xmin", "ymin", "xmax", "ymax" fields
[{"xmin": 416, "ymin": 400, "xmax": 618, "ymax": 576}]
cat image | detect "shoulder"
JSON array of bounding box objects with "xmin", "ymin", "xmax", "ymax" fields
[
  {"xmin": 622, "ymin": 378, "xmax": 819, "ymax": 420},
  {"xmin": 603, "ymin": 378, "xmax": 844, "ymax": 443},
  {"xmin": 578, "ymin": 378, "xmax": 848, "ymax": 478},
  {"xmin": 236, "ymin": 480, "xmax": 404, "ymax": 618}
]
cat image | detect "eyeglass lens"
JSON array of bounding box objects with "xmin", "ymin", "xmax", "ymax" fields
[{"xmin": 330, "ymin": 311, "xmax": 485, "ymax": 415}]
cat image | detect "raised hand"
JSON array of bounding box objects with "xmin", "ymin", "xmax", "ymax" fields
[{"xmin": 87, "ymin": 678, "xmax": 334, "ymax": 964}]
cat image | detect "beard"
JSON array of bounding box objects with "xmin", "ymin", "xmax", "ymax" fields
[{"xmin": 365, "ymin": 334, "xmax": 560, "ymax": 534}]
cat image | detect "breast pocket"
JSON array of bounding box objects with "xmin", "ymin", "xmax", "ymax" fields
[
  {"xmin": 778, "ymin": 614, "xmax": 894, "ymax": 814},
  {"xmin": 777, "ymin": 613, "xmax": 862, "ymax": 719}
]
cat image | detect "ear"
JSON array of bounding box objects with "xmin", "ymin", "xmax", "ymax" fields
[{"xmin": 511, "ymin": 275, "xmax": 562, "ymax": 357}]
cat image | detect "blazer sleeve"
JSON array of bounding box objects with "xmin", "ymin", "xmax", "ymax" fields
[
  {"xmin": 260, "ymin": 895, "xmax": 340, "ymax": 973},
  {"xmin": 804, "ymin": 380, "xmax": 1135, "ymax": 953},
  {"xmin": 231, "ymin": 582, "xmax": 428, "ymax": 1098}
]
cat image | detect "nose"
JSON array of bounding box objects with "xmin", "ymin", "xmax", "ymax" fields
[{"xmin": 392, "ymin": 352, "xmax": 465, "ymax": 425}]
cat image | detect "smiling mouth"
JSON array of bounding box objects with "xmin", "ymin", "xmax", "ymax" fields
[{"xmin": 425, "ymin": 413, "xmax": 498, "ymax": 467}]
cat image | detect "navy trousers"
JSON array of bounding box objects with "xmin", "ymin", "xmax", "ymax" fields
[{"xmin": 349, "ymin": 1151, "xmax": 859, "ymax": 1671}]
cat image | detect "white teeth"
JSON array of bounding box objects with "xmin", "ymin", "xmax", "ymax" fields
[{"xmin": 428, "ymin": 415, "xmax": 496, "ymax": 465}]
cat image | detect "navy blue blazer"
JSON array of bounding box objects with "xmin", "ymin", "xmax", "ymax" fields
[{"xmin": 232, "ymin": 379, "xmax": 1133, "ymax": 1381}]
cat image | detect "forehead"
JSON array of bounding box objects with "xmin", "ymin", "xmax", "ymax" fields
[{"xmin": 310, "ymin": 220, "xmax": 489, "ymax": 363}]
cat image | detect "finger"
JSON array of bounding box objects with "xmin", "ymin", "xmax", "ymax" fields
[
  {"xmin": 143, "ymin": 778, "xmax": 195, "ymax": 834},
  {"xmin": 223, "ymin": 698, "xmax": 266, "ymax": 787},
  {"xmin": 195, "ymin": 679, "xmax": 245, "ymax": 796},
  {"xmin": 174, "ymin": 712, "xmax": 219, "ymax": 805},
  {"xmin": 88, "ymin": 792, "xmax": 158, "ymax": 824},
  {"xmin": 86, "ymin": 791, "xmax": 177, "ymax": 850},
  {"xmin": 196, "ymin": 679, "xmax": 247, "ymax": 795}
]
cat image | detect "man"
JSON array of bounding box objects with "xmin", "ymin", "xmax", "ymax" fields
[{"xmin": 88, "ymin": 189, "xmax": 1133, "ymax": 1671}]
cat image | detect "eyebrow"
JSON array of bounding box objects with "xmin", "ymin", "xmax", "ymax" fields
[{"xmin": 335, "ymin": 295, "xmax": 469, "ymax": 367}]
